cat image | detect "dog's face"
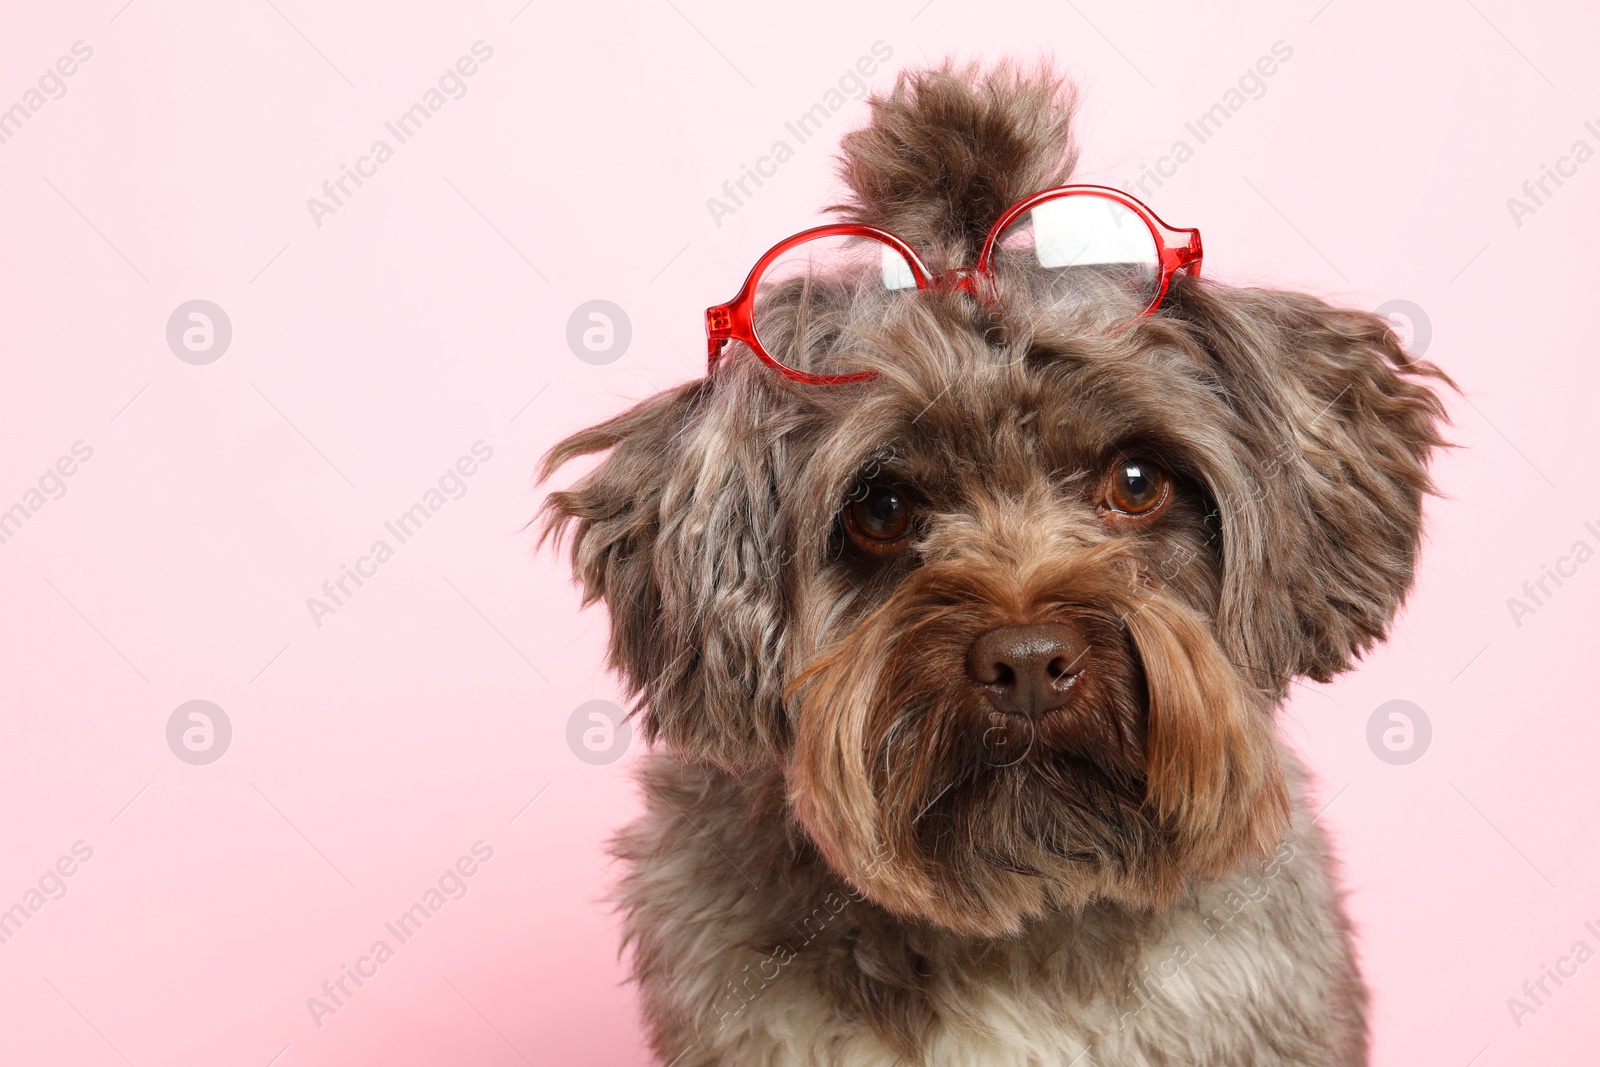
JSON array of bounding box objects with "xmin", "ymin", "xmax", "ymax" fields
[{"xmin": 543, "ymin": 67, "xmax": 1447, "ymax": 937}]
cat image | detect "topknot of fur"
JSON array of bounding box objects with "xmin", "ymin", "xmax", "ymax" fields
[{"xmin": 830, "ymin": 60, "xmax": 1079, "ymax": 263}]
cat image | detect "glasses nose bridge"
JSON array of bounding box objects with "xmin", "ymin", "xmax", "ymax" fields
[{"xmin": 932, "ymin": 266, "xmax": 983, "ymax": 295}]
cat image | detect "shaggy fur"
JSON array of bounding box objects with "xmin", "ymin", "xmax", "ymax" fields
[{"xmin": 541, "ymin": 62, "xmax": 1449, "ymax": 1066}]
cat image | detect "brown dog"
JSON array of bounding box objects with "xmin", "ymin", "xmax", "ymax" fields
[{"xmin": 542, "ymin": 62, "xmax": 1448, "ymax": 1066}]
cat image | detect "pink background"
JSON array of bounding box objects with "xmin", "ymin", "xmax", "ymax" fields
[{"xmin": 1, "ymin": 0, "xmax": 1596, "ymax": 1063}]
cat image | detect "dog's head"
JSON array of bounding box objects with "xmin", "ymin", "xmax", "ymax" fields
[{"xmin": 542, "ymin": 64, "xmax": 1448, "ymax": 936}]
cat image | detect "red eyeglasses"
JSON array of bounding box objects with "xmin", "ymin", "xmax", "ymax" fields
[{"xmin": 705, "ymin": 184, "xmax": 1202, "ymax": 385}]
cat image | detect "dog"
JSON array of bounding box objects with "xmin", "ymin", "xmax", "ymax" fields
[{"xmin": 541, "ymin": 62, "xmax": 1448, "ymax": 1066}]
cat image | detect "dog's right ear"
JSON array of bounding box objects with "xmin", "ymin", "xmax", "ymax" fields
[
  {"xmin": 538, "ymin": 376, "xmax": 792, "ymax": 771},
  {"xmin": 1168, "ymin": 280, "xmax": 1452, "ymax": 689}
]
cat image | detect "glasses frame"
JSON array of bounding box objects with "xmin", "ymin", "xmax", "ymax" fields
[{"xmin": 704, "ymin": 184, "xmax": 1203, "ymax": 386}]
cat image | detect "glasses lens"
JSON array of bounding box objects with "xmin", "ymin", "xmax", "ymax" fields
[
  {"xmin": 750, "ymin": 234, "xmax": 919, "ymax": 380},
  {"xmin": 990, "ymin": 193, "xmax": 1161, "ymax": 312}
]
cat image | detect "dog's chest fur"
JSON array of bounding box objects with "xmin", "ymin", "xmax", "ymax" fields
[{"xmin": 617, "ymin": 752, "xmax": 1365, "ymax": 1067}]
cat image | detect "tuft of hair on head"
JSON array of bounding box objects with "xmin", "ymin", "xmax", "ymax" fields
[{"xmin": 830, "ymin": 60, "xmax": 1079, "ymax": 265}]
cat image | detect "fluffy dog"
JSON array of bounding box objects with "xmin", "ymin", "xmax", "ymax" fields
[{"xmin": 541, "ymin": 63, "xmax": 1448, "ymax": 1066}]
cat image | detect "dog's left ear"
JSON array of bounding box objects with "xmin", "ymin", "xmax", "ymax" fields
[
  {"xmin": 1170, "ymin": 281, "xmax": 1452, "ymax": 687},
  {"xmin": 538, "ymin": 376, "xmax": 793, "ymax": 771}
]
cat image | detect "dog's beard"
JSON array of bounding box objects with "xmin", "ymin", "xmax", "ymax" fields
[{"xmin": 787, "ymin": 544, "xmax": 1289, "ymax": 937}]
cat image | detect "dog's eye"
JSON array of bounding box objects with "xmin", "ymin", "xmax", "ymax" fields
[
  {"xmin": 844, "ymin": 483, "xmax": 913, "ymax": 551},
  {"xmin": 1104, "ymin": 458, "xmax": 1171, "ymax": 517}
]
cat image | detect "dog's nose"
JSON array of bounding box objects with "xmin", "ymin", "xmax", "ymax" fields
[{"xmin": 967, "ymin": 622, "xmax": 1089, "ymax": 717}]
